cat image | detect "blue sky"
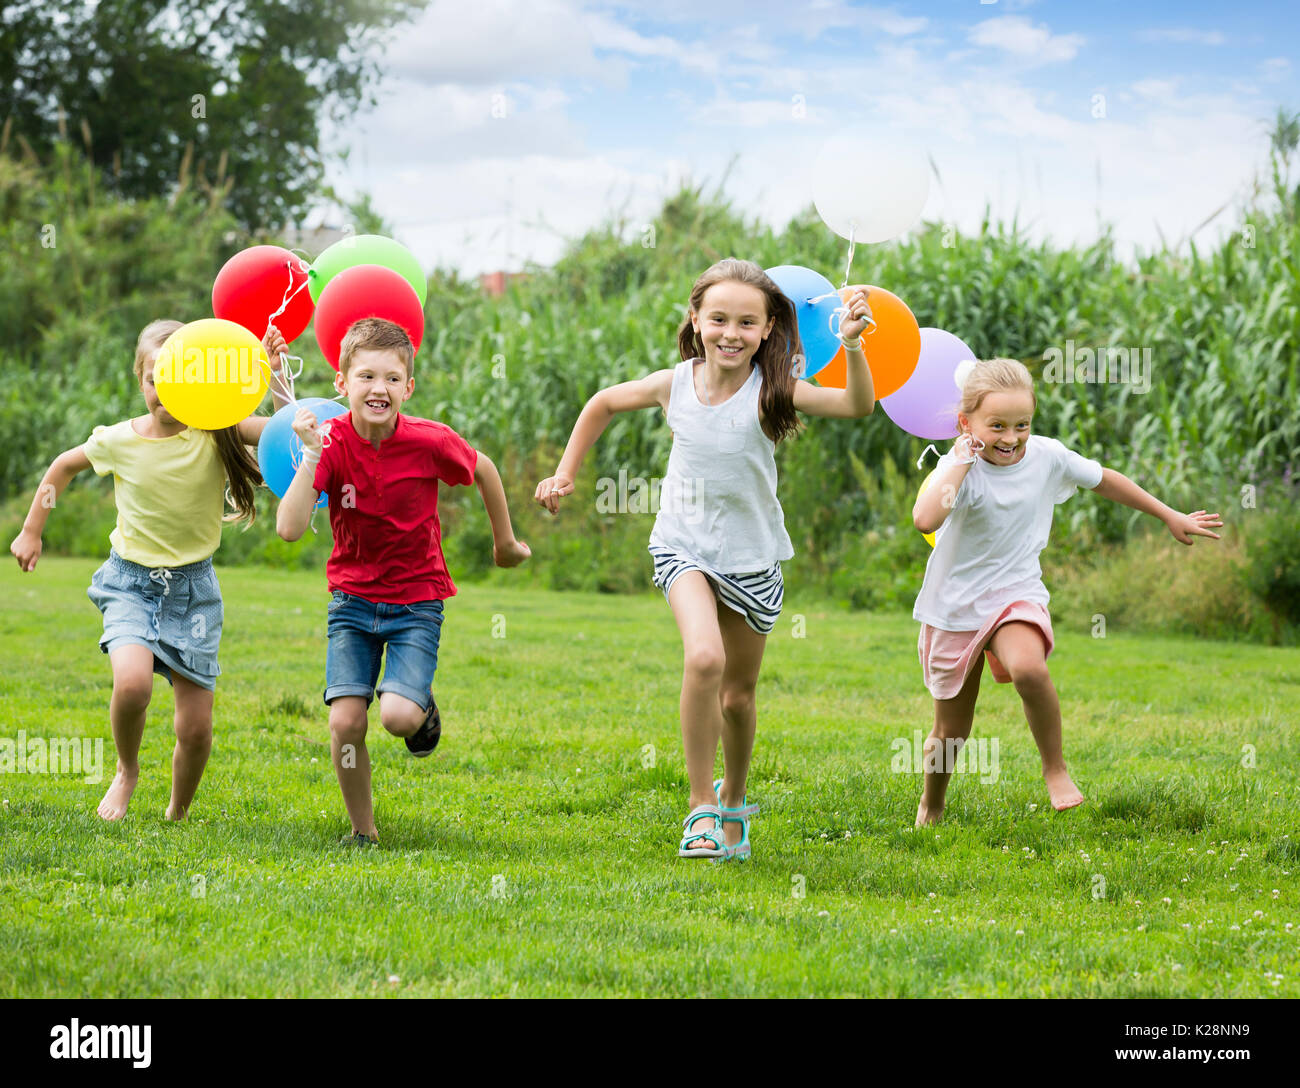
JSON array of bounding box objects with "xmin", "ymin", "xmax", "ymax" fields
[{"xmin": 322, "ymin": 0, "xmax": 1299, "ymax": 275}]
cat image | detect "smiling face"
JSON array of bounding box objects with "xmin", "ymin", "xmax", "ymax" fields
[
  {"xmin": 690, "ymin": 281, "xmax": 775, "ymax": 372},
  {"xmin": 336, "ymin": 348, "xmax": 414, "ymax": 428},
  {"xmin": 961, "ymin": 390, "xmax": 1034, "ymax": 465}
]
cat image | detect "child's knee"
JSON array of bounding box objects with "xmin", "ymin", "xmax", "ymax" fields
[
  {"xmin": 378, "ymin": 695, "xmax": 424, "ymax": 736},
  {"xmin": 173, "ymin": 715, "xmax": 212, "ymax": 750},
  {"xmin": 1010, "ymin": 660, "xmax": 1052, "ymax": 692},
  {"xmin": 113, "ymin": 673, "xmax": 153, "ymax": 712},
  {"xmin": 684, "ymin": 646, "xmax": 724, "ymax": 684},
  {"xmin": 329, "ymin": 703, "xmax": 368, "ymax": 745},
  {"xmin": 720, "ymin": 686, "xmax": 755, "ymax": 721}
]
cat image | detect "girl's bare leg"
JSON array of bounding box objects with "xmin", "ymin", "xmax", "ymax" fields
[
  {"xmin": 988, "ymin": 622, "xmax": 1084, "ymax": 811},
  {"xmin": 98, "ymin": 644, "xmax": 154, "ymax": 820},
  {"xmin": 667, "ymin": 573, "xmax": 727, "ymax": 844},
  {"xmin": 166, "ymin": 673, "xmax": 213, "ymax": 820},
  {"xmin": 716, "ymin": 604, "xmax": 767, "ymax": 848},
  {"xmin": 917, "ymin": 660, "xmax": 983, "ymax": 826}
]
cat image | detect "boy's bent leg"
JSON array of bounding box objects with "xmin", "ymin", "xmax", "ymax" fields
[
  {"xmin": 167, "ymin": 673, "xmax": 214, "ymax": 820},
  {"xmin": 99, "ymin": 643, "xmax": 155, "ymax": 820},
  {"xmin": 376, "ymin": 601, "xmax": 443, "ymax": 740},
  {"xmin": 378, "ymin": 692, "xmax": 426, "ymax": 737},
  {"xmin": 329, "ymin": 696, "xmax": 376, "ymax": 838}
]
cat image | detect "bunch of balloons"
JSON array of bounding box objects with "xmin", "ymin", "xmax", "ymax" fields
[
  {"xmin": 764, "ymin": 136, "xmax": 981, "ymax": 549},
  {"xmin": 150, "ymin": 233, "xmax": 429, "ymax": 499}
]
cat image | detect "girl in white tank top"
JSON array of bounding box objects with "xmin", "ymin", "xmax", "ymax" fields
[{"xmin": 536, "ymin": 259, "xmax": 876, "ymax": 862}]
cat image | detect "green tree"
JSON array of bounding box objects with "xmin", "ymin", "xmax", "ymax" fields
[{"xmin": 0, "ymin": 0, "xmax": 425, "ymax": 229}]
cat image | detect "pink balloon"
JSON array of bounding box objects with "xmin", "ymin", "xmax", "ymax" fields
[{"xmin": 879, "ymin": 327, "xmax": 974, "ymax": 440}]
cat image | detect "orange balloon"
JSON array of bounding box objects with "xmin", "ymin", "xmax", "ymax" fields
[{"xmin": 814, "ymin": 285, "xmax": 920, "ymax": 399}]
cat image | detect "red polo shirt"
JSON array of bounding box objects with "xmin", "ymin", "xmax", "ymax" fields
[{"xmin": 312, "ymin": 411, "xmax": 478, "ymax": 603}]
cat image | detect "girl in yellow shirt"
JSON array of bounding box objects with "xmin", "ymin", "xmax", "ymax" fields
[{"xmin": 10, "ymin": 320, "xmax": 286, "ymax": 821}]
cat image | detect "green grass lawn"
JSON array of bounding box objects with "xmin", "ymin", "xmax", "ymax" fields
[{"xmin": 1, "ymin": 557, "xmax": 1297, "ymax": 997}]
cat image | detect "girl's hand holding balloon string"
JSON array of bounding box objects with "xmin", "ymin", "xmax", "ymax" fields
[
  {"xmin": 837, "ymin": 288, "xmax": 873, "ymax": 344},
  {"xmin": 952, "ymin": 431, "xmax": 985, "ymax": 464}
]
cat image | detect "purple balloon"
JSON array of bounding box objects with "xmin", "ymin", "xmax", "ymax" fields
[{"xmin": 879, "ymin": 327, "xmax": 974, "ymax": 439}]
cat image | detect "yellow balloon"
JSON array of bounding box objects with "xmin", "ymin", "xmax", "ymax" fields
[
  {"xmin": 153, "ymin": 318, "xmax": 268, "ymax": 429},
  {"xmin": 916, "ymin": 468, "xmax": 937, "ymax": 548}
]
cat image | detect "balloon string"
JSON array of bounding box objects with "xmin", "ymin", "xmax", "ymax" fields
[
  {"xmin": 260, "ymin": 353, "xmax": 303, "ymax": 404},
  {"xmin": 264, "ymin": 258, "xmax": 311, "ymax": 339},
  {"xmin": 841, "ymin": 223, "xmax": 856, "ymax": 289},
  {"xmin": 288, "ymin": 420, "xmax": 334, "ymax": 474},
  {"xmin": 916, "ymin": 444, "xmax": 940, "ymax": 470}
]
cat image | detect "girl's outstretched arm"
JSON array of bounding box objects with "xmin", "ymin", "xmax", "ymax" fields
[
  {"xmin": 792, "ymin": 288, "xmax": 875, "ymax": 419},
  {"xmin": 10, "ymin": 445, "xmax": 92, "ymax": 571},
  {"xmin": 1092, "ymin": 468, "xmax": 1223, "ymax": 544},
  {"xmin": 535, "ymin": 369, "xmax": 673, "ymax": 515}
]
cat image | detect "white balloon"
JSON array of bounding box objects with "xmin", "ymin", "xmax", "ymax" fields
[{"xmin": 812, "ymin": 138, "xmax": 930, "ymax": 243}]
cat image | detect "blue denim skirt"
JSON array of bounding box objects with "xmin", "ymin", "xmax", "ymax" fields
[{"xmin": 87, "ymin": 550, "xmax": 224, "ymax": 690}]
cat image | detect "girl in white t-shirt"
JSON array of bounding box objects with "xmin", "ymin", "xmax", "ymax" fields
[
  {"xmin": 535, "ymin": 259, "xmax": 875, "ymax": 861},
  {"xmin": 911, "ymin": 358, "xmax": 1222, "ymax": 825}
]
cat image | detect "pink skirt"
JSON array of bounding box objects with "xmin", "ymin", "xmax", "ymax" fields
[{"xmin": 918, "ymin": 601, "xmax": 1054, "ymax": 700}]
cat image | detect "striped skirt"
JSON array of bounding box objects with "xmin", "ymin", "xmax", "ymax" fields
[{"xmin": 649, "ymin": 545, "xmax": 784, "ymax": 635}]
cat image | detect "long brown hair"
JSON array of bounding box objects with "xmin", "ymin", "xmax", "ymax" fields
[
  {"xmin": 675, "ymin": 258, "xmax": 801, "ymax": 444},
  {"xmin": 135, "ymin": 319, "xmax": 263, "ymax": 525}
]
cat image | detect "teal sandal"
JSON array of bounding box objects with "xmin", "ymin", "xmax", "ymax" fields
[
  {"xmin": 678, "ymin": 803, "xmax": 727, "ymax": 859},
  {"xmin": 714, "ymin": 778, "xmax": 758, "ymax": 862}
]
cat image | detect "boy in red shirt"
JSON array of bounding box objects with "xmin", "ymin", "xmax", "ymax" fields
[{"xmin": 275, "ymin": 318, "xmax": 530, "ymax": 845}]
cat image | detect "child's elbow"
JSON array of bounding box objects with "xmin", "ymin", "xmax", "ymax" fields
[
  {"xmin": 913, "ymin": 508, "xmax": 937, "ymax": 534},
  {"xmin": 275, "ymin": 513, "xmax": 299, "ymax": 542}
]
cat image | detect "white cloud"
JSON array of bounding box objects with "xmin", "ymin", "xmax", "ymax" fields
[
  {"xmin": 1260, "ymin": 57, "xmax": 1290, "ymax": 81},
  {"xmin": 1138, "ymin": 28, "xmax": 1227, "ymax": 46},
  {"xmin": 688, "ymin": 95, "xmax": 830, "ymax": 128},
  {"xmin": 969, "ymin": 16, "xmax": 1083, "ymax": 64},
  {"xmin": 1132, "ymin": 78, "xmax": 1180, "ymax": 103}
]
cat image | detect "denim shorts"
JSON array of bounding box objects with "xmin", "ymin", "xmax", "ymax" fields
[
  {"xmin": 323, "ymin": 590, "xmax": 444, "ymax": 708},
  {"xmin": 87, "ymin": 550, "xmax": 223, "ymax": 690}
]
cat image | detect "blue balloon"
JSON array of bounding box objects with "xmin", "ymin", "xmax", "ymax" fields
[
  {"xmin": 257, "ymin": 397, "xmax": 349, "ymax": 507},
  {"xmin": 764, "ymin": 264, "xmax": 841, "ymax": 380}
]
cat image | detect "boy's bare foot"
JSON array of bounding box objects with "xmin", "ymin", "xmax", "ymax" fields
[
  {"xmin": 1044, "ymin": 767, "xmax": 1085, "ymax": 811},
  {"xmin": 915, "ymin": 800, "xmax": 944, "ymax": 827},
  {"xmin": 97, "ymin": 766, "xmax": 139, "ymax": 821},
  {"xmin": 164, "ymin": 802, "xmax": 187, "ymax": 821}
]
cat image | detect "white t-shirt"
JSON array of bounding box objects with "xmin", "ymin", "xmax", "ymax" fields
[{"xmin": 913, "ymin": 435, "xmax": 1104, "ymax": 631}]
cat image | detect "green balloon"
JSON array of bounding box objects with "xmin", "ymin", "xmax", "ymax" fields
[{"xmin": 307, "ymin": 234, "xmax": 427, "ymax": 306}]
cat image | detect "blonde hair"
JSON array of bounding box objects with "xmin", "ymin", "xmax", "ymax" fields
[
  {"xmin": 339, "ymin": 318, "xmax": 415, "ymax": 378},
  {"xmin": 134, "ymin": 319, "xmax": 183, "ymax": 381},
  {"xmin": 957, "ymin": 357, "xmax": 1036, "ymax": 418}
]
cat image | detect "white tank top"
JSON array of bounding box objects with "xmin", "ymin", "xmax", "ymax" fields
[{"xmin": 648, "ymin": 359, "xmax": 794, "ymax": 572}]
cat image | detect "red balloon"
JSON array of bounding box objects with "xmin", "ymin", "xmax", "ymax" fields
[
  {"xmin": 212, "ymin": 245, "xmax": 313, "ymax": 344},
  {"xmin": 313, "ymin": 264, "xmax": 425, "ymax": 370}
]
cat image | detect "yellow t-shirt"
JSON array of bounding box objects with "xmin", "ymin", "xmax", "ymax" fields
[{"xmin": 83, "ymin": 420, "xmax": 226, "ymax": 567}]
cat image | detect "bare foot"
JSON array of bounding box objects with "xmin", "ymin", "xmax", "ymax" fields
[
  {"xmin": 1044, "ymin": 767, "xmax": 1085, "ymax": 811},
  {"xmin": 164, "ymin": 802, "xmax": 187, "ymax": 822},
  {"xmin": 97, "ymin": 766, "xmax": 139, "ymax": 821},
  {"xmin": 915, "ymin": 799, "xmax": 944, "ymax": 827}
]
